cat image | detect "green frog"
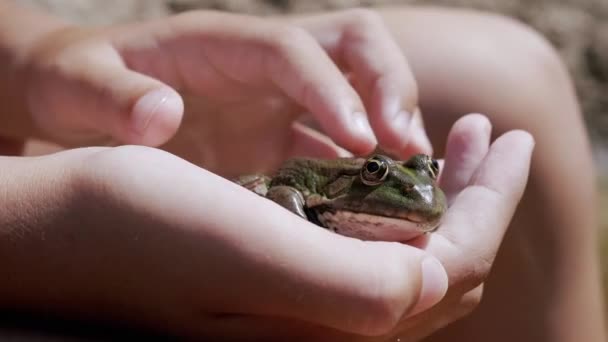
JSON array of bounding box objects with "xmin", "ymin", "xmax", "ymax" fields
[{"xmin": 236, "ymin": 154, "xmax": 447, "ymax": 241}]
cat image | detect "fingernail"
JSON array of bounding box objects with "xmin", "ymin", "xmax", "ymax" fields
[
  {"xmin": 132, "ymin": 88, "xmax": 181, "ymax": 135},
  {"xmin": 410, "ymin": 257, "xmax": 448, "ymax": 316},
  {"xmin": 352, "ymin": 112, "xmax": 377, "ymax": 144}
]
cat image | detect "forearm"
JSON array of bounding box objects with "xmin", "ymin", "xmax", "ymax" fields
[
  {"xmin": 0, "ymin": 148, "xmax": 199, "ymax": 331},
  {"xmin": 0, "ymin": 1, "xmax": 70, "ymax": 139},
  {"xmin": 0, "ymin": 149, "xmax": 137, "ymax": 326},
  {"xmin": 0, "ymin": 152, "xmax": 81, "ymax": 308}
]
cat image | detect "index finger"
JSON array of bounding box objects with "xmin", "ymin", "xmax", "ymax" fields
[
  {"xmin": 134, "ymin": 12, "xmax": 379, "ymax": 154},
  {"xmin": 289, "ymin": 9, "xmax": 430, "ymax": 156}
]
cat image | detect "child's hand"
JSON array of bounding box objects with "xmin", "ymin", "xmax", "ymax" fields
[
  {"xmin": 0, "ymin": 114, "xmax": 533, "ymax": 340},
  {"xmin": 22, "ymin": 9, "xmax": 431, "ymax": 158}
]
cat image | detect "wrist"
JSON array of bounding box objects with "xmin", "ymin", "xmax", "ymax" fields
[{"xmin": 0, "ymin": 148, "xmax": 116, "ymax": 315}]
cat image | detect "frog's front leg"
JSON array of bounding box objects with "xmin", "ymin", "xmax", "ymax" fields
[
  {"xmin": 234, "ymin": 175, "xmax": 271, "ymax": 197},
  {"xmin": 266, "ymin": 186, "xmax": 307, "ymax": 220}
]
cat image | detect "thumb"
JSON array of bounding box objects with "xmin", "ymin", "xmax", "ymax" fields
[
  {"xmin": 30, "ymin": 55, "xmax": 184, "ymax": 146},
  {"xmin": 286, "ymin": 241, "xmax": 449, "ymax": 336},
  {"xmin": 125, "ymin": 78, "xmax": 184, "ymax": 146},
  {"xmin": 190, "ymin": 246, "xmax": 449, "ymax": 338},
  {"xmin": 82, "ymin": 64, "xmax": 184, "ymax": 146}
]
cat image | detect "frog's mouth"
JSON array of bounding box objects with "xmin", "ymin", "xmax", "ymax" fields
[{"xmin": 309, "ymin": 208, "xmax": 439, "ymax": 242}]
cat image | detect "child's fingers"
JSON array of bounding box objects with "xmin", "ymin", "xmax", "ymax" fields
[
  {"xmin": 29, "ymin": 43, "xmax": 184, "ymax": 147},
  {"xmin": 439, "ymin": 114, "xmax": 492, "ymax": 204},
  {"xmin": 288, "ymin": 122, "xmax": 353, "ymax": 159},
  {"xmin": 117, "ymin": 12, "xmax": 378, "ymax": 154},
  {"xmin": 291, "ymin": 9, "xmax": 428, "ymax": 156},
  {"xmin": 260, "ymin": 27, "xmax": 378, "ymax": 154},
  {"xmin": 329, "ymin": 11, "xmax": 419, "ymax": 154},
  {"xmin": 425, "ymin": 130, "xmax": 534, "ymax": 289},
  {"xmin": 127, "ymin": 81, "xmax": 183, "ymax": 146},
  {"xmin": 78, "ymin": 57, "xmax": 184, "ymax": 146},
  {"xmin": 398, "ymin": 109, "xmax": 434, "ymax": 157}
]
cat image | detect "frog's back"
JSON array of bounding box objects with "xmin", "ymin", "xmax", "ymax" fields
[{"xmin": 270, "ymin": 157, "xmax": 363, "ymax": 194}]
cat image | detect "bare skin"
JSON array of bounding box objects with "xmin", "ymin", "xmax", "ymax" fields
[
  {"xmin": 0, "ymin": 2, "xmax": 604, "ymax": 341},
  {"xmin": 0, "ymin": 2, "xmax": 529, "ymax": 340},
  {"xmin": 161, "ymin": 8, "xmax": 607, "ymax": 340},
  {"xmin": 374, "ymin": 8, "xmax": 605, "ymax": 342}
]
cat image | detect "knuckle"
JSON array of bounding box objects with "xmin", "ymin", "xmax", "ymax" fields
[
  {"xmin": 359, "ymin": 293, "xmax": 402, "ymax": 336},
  {"xmin": 476, "ymin": 254, "xmax": 494, "ymax": 279},
  {"xmin": 456, "ymin": 250, "xmax": 494, "ymax": 291},
  {"xmin": 374, "ymin": 74, "xmax": 419, "ymax": 113},
  {"xmin": 401, "ymin": 77, "xmax": 419, "ymax": 112},
  {"xmin": 459, "ymin": 285, "xmax": 484, "ymax": 316},
  {"xmin": 343, "ymin": 8, "xmax": 386, "ymax": 41},
  {"xmin": 298, "ymin": 81, "xmax": 315, "ymax": 112},
  {"xmin": 266, "ymin": 25, "xmax": 314, "ymax": 56},
  {"xmin": 468, "ymin": 237, "xmax": 498, "ymax": 285},
  {"xmin": 345, "ymin": 8, "xmax": 384, "ymax": 30},
  {"xmin": 353, "ymin": 250, "xmax": 420, "ymax": 335},
  {"xmin": 31, "ymin": 28, "xmax": 100, "ymax": 71}
]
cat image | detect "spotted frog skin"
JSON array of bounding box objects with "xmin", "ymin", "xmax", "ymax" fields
[{"xmin": 236, "ymin": 154, "xmax": 447, "ymax": 241}]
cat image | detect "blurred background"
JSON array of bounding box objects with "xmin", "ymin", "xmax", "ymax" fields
[{"xmin": 20, "ymin": 0, "xmax": 608, "ymax": 313}]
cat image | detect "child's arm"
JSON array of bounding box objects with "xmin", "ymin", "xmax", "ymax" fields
[{"xmin": 0, "ymin": 145, "xmax": 446, "ymax": 338}]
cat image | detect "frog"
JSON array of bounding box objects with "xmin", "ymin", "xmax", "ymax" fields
[{"xmin": 235, "ymin": 153, "xmax": 447, "ymax": 241}]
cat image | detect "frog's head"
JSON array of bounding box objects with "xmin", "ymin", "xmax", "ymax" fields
[{"xmin": 312, "ymin": 154, "xmax": 447, "ymax": 241}]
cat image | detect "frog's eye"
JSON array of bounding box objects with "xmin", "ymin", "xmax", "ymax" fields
[
  {"xmin": 361, "ymin": 157, "xmax": 389, "ymax": 186},
  {"xmin": 405, "ymin": 154, "xmax": 440, "ymax": 180},
  {"xmin": 429, "ymin": 158, "xmax": 440, "ymax": 179}
]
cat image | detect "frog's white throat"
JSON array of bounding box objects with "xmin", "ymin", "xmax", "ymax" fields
[{"xmin": 316, "ymin": 210, "xmax": 430, "ymax": 242}]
